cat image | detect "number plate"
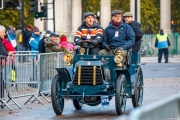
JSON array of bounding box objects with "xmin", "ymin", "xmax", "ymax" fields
[{"xmin": 101, "ymin": 96, "xmax": 109, "ymax": 106}]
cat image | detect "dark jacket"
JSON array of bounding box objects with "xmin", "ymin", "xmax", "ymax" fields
[
  {"xmin": 22, "ymin": 28, "xmax": 32, "ymax": 47},
  {"xmin": 74, "ymin": 21, "xmax": 103, "ymax": 48},
  {"xmin": 103, "ymin": 20, "xmax": 135, "ymax": 50},
  {"xmin": 155, "ymin": 33, "xmax": 170, "ymax": 48},
  {"xmin": 0, "ymin": 38, "xmax": 7, "ymax": 55},
  {"xmin": 38, "ymin": 37, "xmax": 46, "ymax": 53},
  {"xmin": 129, "ymin": 21, "xmax": 143, "ymax": 51}
]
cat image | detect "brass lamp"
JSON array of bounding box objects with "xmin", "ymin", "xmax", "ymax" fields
[{"xmin": 114, "ymin": 48, "xmax": 124, "ymax": 67}]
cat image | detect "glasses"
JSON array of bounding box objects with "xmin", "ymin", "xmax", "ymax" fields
[{"xmin": 114, "ymin": 15, "xmax": 121, "ymax": 18}]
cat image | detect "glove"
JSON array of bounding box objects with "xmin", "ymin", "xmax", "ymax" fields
[
  {"xmin": 92, "ymin": 40, "xmax": 98, "ymax": 45},
  {"xmin": 115, "ymin": 47, "xmax": 123, "ymax": 53},
  {"xmin": 105, "ymin": 45, "xmax": 111, "ymax": 52}
]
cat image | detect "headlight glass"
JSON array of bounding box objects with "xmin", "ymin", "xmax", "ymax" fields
[
  {"xmin": 63, "ymin": 54, "xmax": 72, "ymax": 66},
  {"xmin": 114, "ymin": 55, "xmax": 123, "ymax": 63}
]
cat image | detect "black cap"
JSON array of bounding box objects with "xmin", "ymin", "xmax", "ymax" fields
[
  {"xmin": 84, "ymin": 12, "xmax": 94, "ymax": 19},
  {"xmin": 111, "ymin": 10, "xmax": 122, "ymax": 16},
  {"xmin": 50, "ymin": 33, "xmax": 59, "ymax": 37}
]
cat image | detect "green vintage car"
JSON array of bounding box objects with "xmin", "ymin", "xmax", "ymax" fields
[{"xmin": 51, "ymin": 48, "xmax": 143, "ymax": 115}]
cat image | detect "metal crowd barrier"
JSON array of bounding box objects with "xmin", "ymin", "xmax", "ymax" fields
[
  {"xmin": 3, "ymin": 51, "xmax": 44, "ymax": 110},
  {"xmin": 34, "ymin": 52, "xmax": 67, "ymax": 103},
  {"xmin": 0, "ymin": 55, "xmax": 13, "ymax": 110},
  {"xmin": 1, "ymin": 52, "xmax": 68, "ymax": 110},
  {"xmin": 128, "ymin": 93, "xmax": 180, "ymax": 120}
]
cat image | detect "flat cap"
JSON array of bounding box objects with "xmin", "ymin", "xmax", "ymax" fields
[
  {"xmin": 84, "ymin": 12, "xmax": 94, "ymax": 18},
  {"xmin": 123, "ymin": 12, "xmax": 133, "ymax": 17},
  {"xmin": 111, "ymin": 10, "xmax": 122, "ymax": 16}
]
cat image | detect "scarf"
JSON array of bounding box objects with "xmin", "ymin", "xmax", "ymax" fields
[{"xmin": 112, "ymin": 20, "xmax": 122, "ymax": 27}]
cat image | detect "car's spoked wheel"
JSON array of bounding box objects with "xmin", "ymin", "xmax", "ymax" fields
[
  {"xmin": 51, "ymin": 74, "xmax": 64, "ymax": 115},
  {"xmin": 115, "ymin": 74, "xmax": 127, "ymax": 115},
  {"xmin": 132, "ymin": 66, "xmax": 144, "ymax": 108},
  {"xmin": 73, "ymin": 99, "xmax": 83, "ymax": 110}
]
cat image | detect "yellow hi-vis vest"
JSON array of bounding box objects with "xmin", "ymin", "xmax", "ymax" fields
[
  {"xmin": 8, "ymin": 69, "xmax": 16, "ymax": 82},
  {"xmin": 156, "ymin": 33, "xmax": 168, "ymax": 49}
]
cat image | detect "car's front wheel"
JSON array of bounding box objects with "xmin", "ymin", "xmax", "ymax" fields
[{"xmin": 51, "ymin": 74, "xmax": 64, "ymax": 115}]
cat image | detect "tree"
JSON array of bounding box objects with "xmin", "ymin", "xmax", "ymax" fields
[
  {"xmin": 171, "ymin": 0, "xmax": 180, "ymax": 32},
  {"xmin": 111, "ymin": 0, "xmax": 130, "ymax": 13},
  {"xmin": 0, "ymin": 0, "xmax": 34, "ymax": 29},
  {"xmin": 82, "ymin": 0, "xmax": 100, "ymax": 18},
  {"xmin": 141, "ymin": 0, "xmax": 160, "ymax": 34}
]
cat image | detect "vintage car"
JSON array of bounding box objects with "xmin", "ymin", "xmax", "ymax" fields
[{"xmin": 51, "ymin": 47, "xmax": 144, "ymax": 115}]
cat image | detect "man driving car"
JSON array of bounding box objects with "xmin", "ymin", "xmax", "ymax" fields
[{"xmin": 74, "ymin": 12, "xmax": 103, "ymax": 55}]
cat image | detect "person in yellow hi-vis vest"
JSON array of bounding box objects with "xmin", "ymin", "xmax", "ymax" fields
[{"xmin": 155, "ymin": 29, "xmax": 170, "ymax": 63}]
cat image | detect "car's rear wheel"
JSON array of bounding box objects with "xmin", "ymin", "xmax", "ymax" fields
[
  {"xmin": 51, "ymin": 74, "xmax": 64, "ymax": 115},
  {"xmin": 115, "ymin": 74, "xmax": 127, "ymax": 115},
  {"xmin": 73, "ymin": 99, "xmax": 83, "ymax": 110},
  {"xmin": 132, "ymin": 66, "xmax": 143, "ymax": 108}
]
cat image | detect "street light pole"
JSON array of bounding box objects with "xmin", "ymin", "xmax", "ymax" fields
[
  {"xmin": 53, "ymin": 0, "xmax": 55, "ymax": 32},
  {"xmin": 134, "ymin": 0, "xmax": 137, "ymax": 21}
]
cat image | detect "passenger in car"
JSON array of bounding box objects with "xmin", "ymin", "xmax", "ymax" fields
[{"xmin": 98, "ymin": 10, "xmax": 135, "ymax": 56}]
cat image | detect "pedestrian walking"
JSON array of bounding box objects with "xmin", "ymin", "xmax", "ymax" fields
[{"xmin": 155, "ymin": 29, "xmax": 170, "ymax": 63}]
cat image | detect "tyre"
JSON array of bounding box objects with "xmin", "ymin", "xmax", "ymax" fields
[
  {"xmin": 140, "ymin": 46, "xmax": 145, "ymax": 57},
  {"xmin": 132, "ymin": 66, "xmax": 144, "ymax": 108},
  {"xmin": 51, "ymin": 74, "xmax": 64, "ymax": 115},
  {"xmin": 73, "ymin": 99, "xmax": 83, "ymax": 110},
  {"xmin": 147, "ymin": 47, "xmax": 154, "ymax": 56},
  {"xmin": 115, "ymin": 74, "xmax": 127, "ymax": 115}
]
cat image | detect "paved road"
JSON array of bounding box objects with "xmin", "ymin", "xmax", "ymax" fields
[{"xmin": 0, "ymin": 57, "xmax": 180, "ymax": 120}]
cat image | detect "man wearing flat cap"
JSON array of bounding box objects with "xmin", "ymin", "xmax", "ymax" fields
[
  {"xmin": 74, "ymin": 12, "xmax": 103, "ymax": 55},
  {"xmin": 98, "ymin": 10, "xmax": 135, "ymax": 56},
  {"xmin": 123, "ymin": 12, "xmax": 143, "ymax": 51}
]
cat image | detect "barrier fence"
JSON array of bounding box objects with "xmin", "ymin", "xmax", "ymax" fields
[
  {"xmin": 0, "ymin": 55, "xmax": 11, "ymax": 110},
  {"xmin": 36, "ymin": 52, "xmax": 66, "ymax": 103},
  {"xmin": 141, "ymin": 33, "xmax": 180, "ymax": 56},
  {"xmin": 128, "ymin": 93, "xmax": 180, "ymax": 120},
  {"xmin": 0, "ymin": 52, "xmax": 67, "ymax": 110}
]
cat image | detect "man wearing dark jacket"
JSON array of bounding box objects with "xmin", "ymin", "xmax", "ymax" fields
[
  {"xmin": 38, "ymin": 30, "xmax": 51, "ymax": 53},
  {"xmin": 123, "ymin": 12, "xmax": 143, "ymax": 51},
  {"xmin": 74, "ymin": 12, "xmax": 103, "ymax": 55},
  {"xmin": 0, "ymin": 25, "xmax": 8, "ymax": 55},
  {"xmin": 0, "ymin": 25, "xmax": 8, "ymax": 98},
  {"xmin": 155, "ymin": 29, "xmax": 170, "ymax": 63},
  {"xmin": 98, "ymin": 10, "xmax": 135, "ymax": 55},
  {"xmin": 22, "ymin": 25, "xmax": 32, "ymax": 51}
]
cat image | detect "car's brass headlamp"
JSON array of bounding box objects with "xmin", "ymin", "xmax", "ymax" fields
[
  {"xmin": 63, "ymin": 53, "xmax": 72, "ymax": 66},
  {"xmin": 114, "ymin": 48, "xmax": 124, "ymax": 67}
]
